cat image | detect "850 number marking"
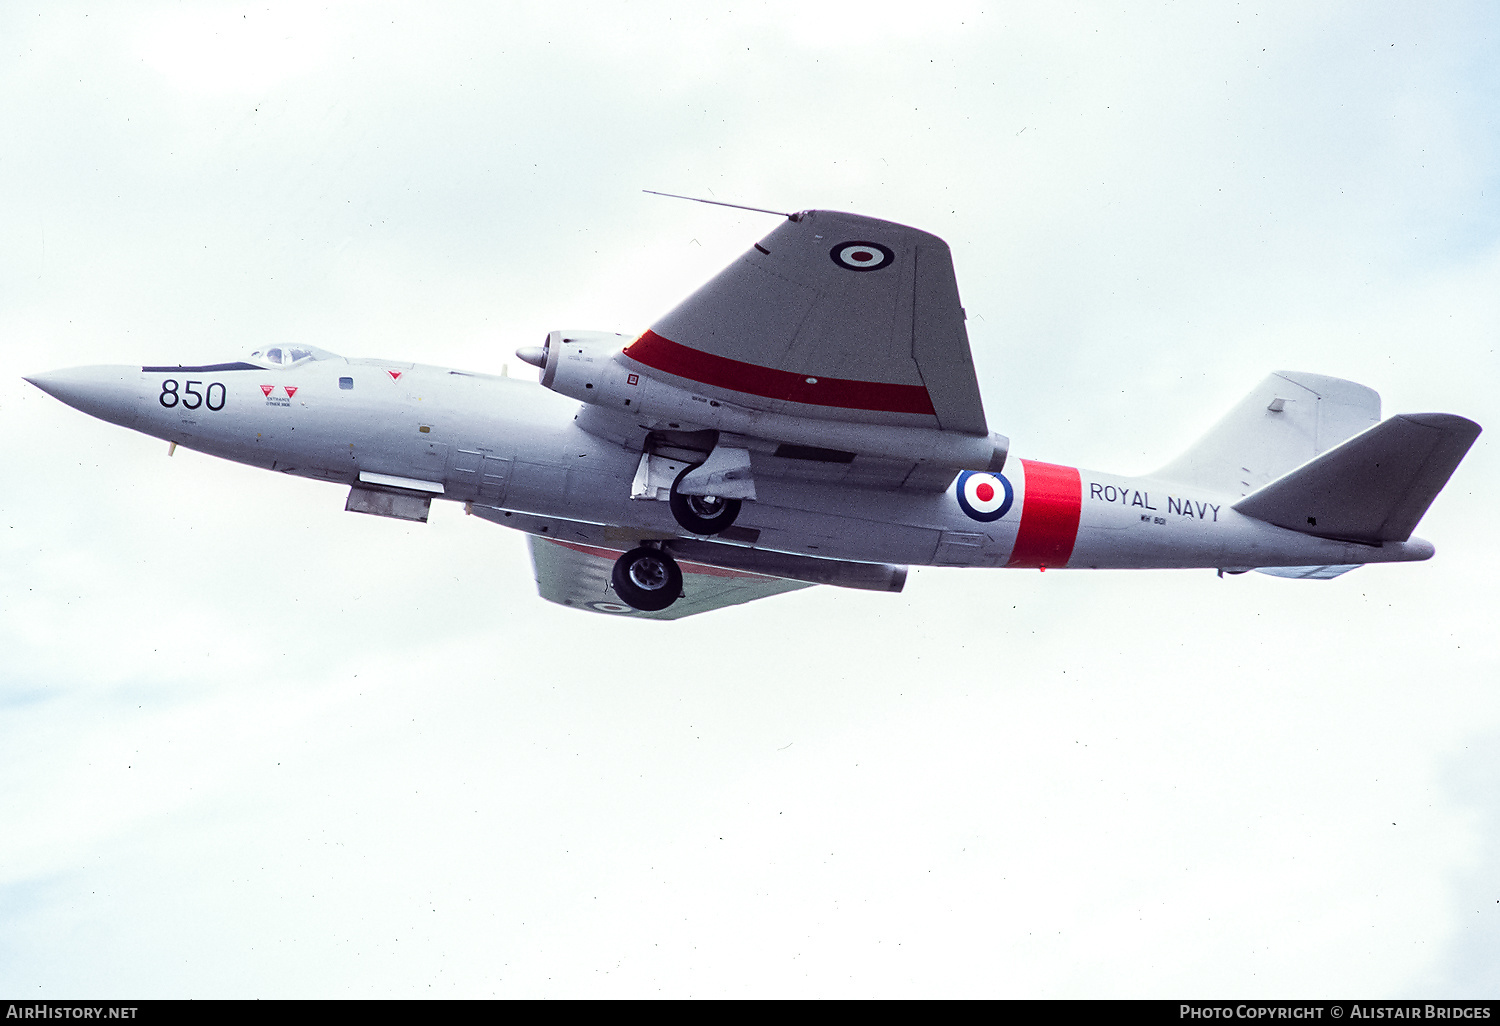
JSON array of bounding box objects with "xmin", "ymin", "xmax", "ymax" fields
[{"xmin": 159, "ymin": 380, "xmax": 226, "ymax": 411}]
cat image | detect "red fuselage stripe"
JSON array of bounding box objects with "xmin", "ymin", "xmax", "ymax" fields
[
  {"xmin": 623, "ymin": 330, "xmax": 936, "ymax": 416},
  {"xmin": 1006, "ymin": 460, "xmax": 1082, "ymax": 569}
]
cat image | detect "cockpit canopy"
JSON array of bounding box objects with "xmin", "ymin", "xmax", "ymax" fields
[{"xmin": 248, "ymin": 345, "xmax": 338, "ymax": 367}]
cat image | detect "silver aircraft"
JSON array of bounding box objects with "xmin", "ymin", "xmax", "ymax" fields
[{"xmin": 26, "ymin": 209, "xmax": 1481, "ymax": 618}]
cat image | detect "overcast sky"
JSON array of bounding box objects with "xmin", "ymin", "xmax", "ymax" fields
[{"xmin": 2, "ymin": 0, "xmax": 1497, "ymax": 998}]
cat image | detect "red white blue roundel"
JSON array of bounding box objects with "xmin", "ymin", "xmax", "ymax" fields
[
  {"xmin": 830, "ymin": 241, "xmax": 894, "ymax": 272},
  {"xmin": 956, "ymin": 471, "xmax": 1014, "ymax": 522}
]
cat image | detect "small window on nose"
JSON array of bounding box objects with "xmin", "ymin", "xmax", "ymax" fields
[{"xmin": 339, "ymin": 377, "xmax": 354, "ymax": 390}]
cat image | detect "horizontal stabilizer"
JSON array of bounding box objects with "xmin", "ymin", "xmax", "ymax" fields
[{"xmin": 1233, "ymin": 413, "xmax": 1481, "ymax": 543}]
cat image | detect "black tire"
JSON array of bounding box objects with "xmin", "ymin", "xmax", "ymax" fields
[
  {"xmin": 669, "ymin": 464, "xmax": 742, "ymax": 535},
  {"xmin": 610, "ymin": 546, "xmax": 684, "ymax": 612}
]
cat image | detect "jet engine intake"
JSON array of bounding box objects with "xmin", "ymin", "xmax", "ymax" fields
[{"xmin": 534, "ymin": 330, "xmax": 635, "ymax": 397}]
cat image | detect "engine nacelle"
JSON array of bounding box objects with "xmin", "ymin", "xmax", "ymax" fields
[{"xmin": 533, "ymin": 330, "xmax": 634, "ymax": 400}]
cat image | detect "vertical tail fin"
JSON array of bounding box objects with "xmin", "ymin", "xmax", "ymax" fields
[{"xmin": 1156, "ymin": 372, "xmax": 1381, "ymax": 498}]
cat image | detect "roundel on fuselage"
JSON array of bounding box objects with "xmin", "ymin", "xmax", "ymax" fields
[{"xmin": 955, "ymin": 470, "xmax": 1014, "ymax": 522}]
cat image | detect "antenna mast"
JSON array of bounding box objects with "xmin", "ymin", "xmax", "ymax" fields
[{"xmin": 642, "ymin": 190, "xmax": 793, "ymax": 218}]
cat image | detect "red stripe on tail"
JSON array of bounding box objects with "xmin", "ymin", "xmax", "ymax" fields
[{"xmin": 1006, "ymin": 460, "xmax": 1082, "ymax": 568}]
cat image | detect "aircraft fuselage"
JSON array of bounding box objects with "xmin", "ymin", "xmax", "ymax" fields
[{"xmin": 28, "ymin": 356, "xmax": 1434, "ymax": 573}]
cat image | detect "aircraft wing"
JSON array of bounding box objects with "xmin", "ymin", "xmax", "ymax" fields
[
  {"xmin": 528, "ymin": 536, "xmax": 811, "ymax": 620},
  {"xmin": 625, "ymin": 209, "xmax": 988, "ymax": 435}
]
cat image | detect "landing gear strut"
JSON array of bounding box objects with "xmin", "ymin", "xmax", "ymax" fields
[
  {"xmin": 610, "ymin": 546, "xmax": 684, "ymax": 612},
  {"xmin": 669, "ymin": 464, "xmax": 742, "ymax": 535}
]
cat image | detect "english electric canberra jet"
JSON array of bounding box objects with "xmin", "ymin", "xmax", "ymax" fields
[{"xmin": 26, "ymin": 209, "xmax": 1481, "ymax": 618}]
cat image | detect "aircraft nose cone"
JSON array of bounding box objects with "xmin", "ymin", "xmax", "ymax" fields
[
  {"xmin": 24, "ymin": 366, "xmax": 144, "ymax": 427},
  {"xmin": 23, "ymin": 370, "xmax": 74, "ymax": 400}
]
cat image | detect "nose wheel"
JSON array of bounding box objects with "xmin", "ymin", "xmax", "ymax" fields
[
  {"xmin": 610, "ymin": 546, "xmax": 684, "ymax": 612},
  {"xmin": 669, "ymin": 464, "xmax": 742, "ymax": 535}
]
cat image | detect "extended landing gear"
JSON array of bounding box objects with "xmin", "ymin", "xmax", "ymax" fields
[
  {"xmin": 611, "ymin": 546, "xmax": 684, "ymax": 612},
  {"xmin": 669, "ymin": 464, "xmax": 742, "ymax": 535}
]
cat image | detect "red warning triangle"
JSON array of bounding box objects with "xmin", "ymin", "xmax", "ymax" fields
[
  {"xmin": 260, "ymin": 385, "xmax": 274, "ymax": 396},
  {"xmin": 387, "ymin": 370, "xmax": 403, "ymax": 381},
  {"xmin": 284, "ymin": 386, "xmax": 298, "ymax": 398}
]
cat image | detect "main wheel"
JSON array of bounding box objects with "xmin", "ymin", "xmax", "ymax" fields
[
  {"xmin": 669, "ymin": 464, "xmax": 742, "ymax": 535},
  {"xmin": 610, "ymin": 546, "xmax": 684, "ymax": 612}
]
